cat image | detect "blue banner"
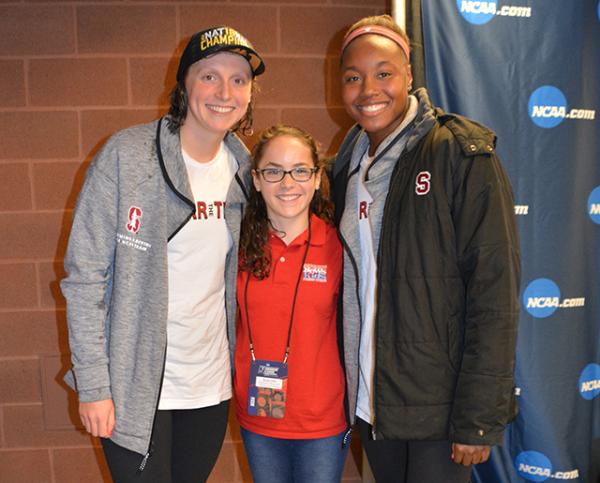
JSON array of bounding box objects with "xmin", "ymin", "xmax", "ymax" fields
[{"xmin": 421, "ymin": 1, "xmax": 600, "ymax": 482}]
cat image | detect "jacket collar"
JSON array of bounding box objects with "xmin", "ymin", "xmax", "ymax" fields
[
  {"xmin": 157, "ymin": 117, "xmax": 194, "ymax": 207},
  {"xmin": 405, "ymin": 88, "xmax": 437, "ymax": 152},
  {"xmin": 223, "ymin": 131, "xmax": 252, "ymax": 204},
  {"xmin": 157, "ymin": 117, "xmax": 253, "ymax": 206}
]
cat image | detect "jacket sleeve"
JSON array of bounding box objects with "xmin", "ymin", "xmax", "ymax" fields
[
  {"xmin": 60, "ymin": 142, "xmax": 119, "ymax": 403},
  {"xmin": 448, "ymin": 144, "xmax": 521, "ymax": 446}
]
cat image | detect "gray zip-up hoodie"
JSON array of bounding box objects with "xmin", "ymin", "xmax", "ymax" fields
[{"xmin": 61, "ymin": 117, "xmax": 251, "ymax": 455}]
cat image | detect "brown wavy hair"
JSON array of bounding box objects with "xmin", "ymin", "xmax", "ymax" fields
[{"xmin": 239, "ymin": 125, "xmax": 334, "ymax": 280}]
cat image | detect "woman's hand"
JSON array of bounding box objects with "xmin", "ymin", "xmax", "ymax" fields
[
  {"xmin": 79, "ymin": 399, "xmax": 115, "ymax": 438},
  {"xmin": 451, "ymin": 443, "xmax": 491, "ymax": 466}
]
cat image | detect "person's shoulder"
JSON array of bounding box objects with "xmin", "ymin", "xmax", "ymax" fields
[
  {"xmin": 317, "ymin": 217, "xmax": 341, "ymax": 249},
  {"xmin": 90, "ymin": 119, "xmax": 160, "ymax": 177},
  {"xmin": 433, "ymin": 111, "xmax": 497, "ymax": 157},
  {"xmin": 332, "ymin": 124, "xmax": 363, "ymax": 178},
  {"xmin": 107, "ymin": 119, "xmax": 159, "ymax": 149},
  {"xmin": 224, "ymin": 131, "xmax": 250, "ymax": 161}
]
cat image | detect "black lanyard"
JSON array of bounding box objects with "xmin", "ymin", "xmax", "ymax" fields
[{"xmin": 243, "ymin": 219, "xmax": 312, "ymax": 363}]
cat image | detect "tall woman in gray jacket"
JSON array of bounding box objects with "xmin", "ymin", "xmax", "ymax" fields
[{"xmin": 61, "ymin": 26, "xmax": 265, "ymax": 482}]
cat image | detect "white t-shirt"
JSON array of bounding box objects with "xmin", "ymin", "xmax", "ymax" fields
[{"xmin": 158, "ymin": 142, "xmax": 236, "ymax": 410}]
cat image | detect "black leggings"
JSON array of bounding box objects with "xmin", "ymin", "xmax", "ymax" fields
[
  {"xmin": 357, "ymin": 417, "xmax": 472, "ymax": 483},
  {"xmin": 101, "ymin": 400, "xmax": 230, "ymax": 483}
]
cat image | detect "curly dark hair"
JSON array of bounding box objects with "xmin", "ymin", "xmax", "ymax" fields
[
  {"xmin": 239, "ymin": 125, "xmax": 335, "ymax": 280},
  {"xmin": 166, "ymin": 79, "xmax": 257, "ymax": 136}
]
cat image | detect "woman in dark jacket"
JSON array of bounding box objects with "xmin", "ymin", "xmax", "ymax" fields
[{"xmin": 333, "ymin": 14, "xmax": 520, "ymax": 483}]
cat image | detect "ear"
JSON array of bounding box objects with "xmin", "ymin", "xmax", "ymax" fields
[
  {"xmin": 315, "ymin": 167, "xmax": 323, "ymax": 190},
  {"xmin": 252, "ymin": 169, "xmax": 261, "ymax": 192}
]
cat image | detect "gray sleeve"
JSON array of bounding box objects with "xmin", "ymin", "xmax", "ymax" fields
[{"xmin": 60, "ymin": 144, "xmax": 119, "ymax": 402}]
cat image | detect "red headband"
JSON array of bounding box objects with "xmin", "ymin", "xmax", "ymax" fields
[{"xmin": 341, "ymin": 25, "xmax": 410, "ymax": 61}]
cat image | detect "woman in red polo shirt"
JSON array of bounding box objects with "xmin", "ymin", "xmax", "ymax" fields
[{"xmin": 234, "ymin": 125, "xmax": 348, "ymax": 482}]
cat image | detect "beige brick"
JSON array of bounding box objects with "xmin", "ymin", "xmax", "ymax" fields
[
  {"xmin": 0, "ymin": 450, "xmax": 52, "ymax": 483},
  {"xmin": 3, "ymin": 405, "xmax": 92, "ymax": 447},
  {"xmin": 29, "ymin": 59, "xmax": 128, "ymax": 107},
  {"xmin": 0, "ymin": 310, "xmax": 67, "ymax": 357},
  {"xmin": 40, "ymin": 355, "xmax": 83, "ymax": 431},
  {"xmin": 179, "ymin": 6, "xmax": 277, "ymax": 55},
  {"xmin": 236, "ymin": 0, "xmax": 324, "ymax": 3},
  {"xmin": 33, "ymin": 161, "xmax": 87, "ymax": 211},
  {"xmin": 53, "ymin": 447, "xmax": 111, "ymax": 483},
  {"xmin": 0, "ymin": 359, "xmax": 41, "ymax": 403},
  {"xmin": 342, "ymin": 434, "xmax": 363, "ymax": 480},
  {"xmin": 0, "ymin": 212, "xmax": 67, "ymax": 260},
  {"xmin": 0, "ymin": 6, "xmax": 75, "ymax": 55},
  {"xmin": 81, "ymin": 109, "xmax": 160, "ymax": 158},
  {"xmin": 0, "ymin": 112, "xmax": 79, "ymax": 160},
  {"xmin": 281, "ymin": 7, "xmax": 378, "ymax": 54},
  {"xmin": 130, "ymin": 57, "xmax": 176, "ymax": 106},
  {"xmin": 0, "ymin": 163, "xmax": 32, "ymax": 211},
  {"xmin": 333, "ymin": 0, "xmax": 386, "ymax": 5},
  {"xmin": 281, "ymin": 107, "xmax": 354, "ymax": 155},
  {"xmin": 0, "ymin": 60, "xmax": 25, "ymax": 107},
  {"xmin": 78, "ymin": 5, "xmax": 176, "ymax": 54},
  {"xmin": 260, "ymin": 57, "xmax": 326, "ymax": 105},
  {"xmin": 206, "ymin": 440, "xmax": 244, "ymax": 482},
  {"xmin": 0, "ymin": 264, "xmax": 37, "ymax": 310},
  {"xmin": 38, "ymin": 261, "xmax": 66, "ymax": 309},
  {"xmin": 328, "ymin": 56, "xmax": 346, "ymax": 107}
]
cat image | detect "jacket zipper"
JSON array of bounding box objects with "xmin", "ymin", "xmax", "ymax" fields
[
  {"xmin": 337, "ymin": 213, "xmax": 364, "ymax": 432},
  {"xmin": 341, "ymin": 160, "xmax": 377, "ymax": 439},
  {"xmin": 137, "ymin": 341, "xmax": 168, "ymax": 473},
  {"xmin": 139, "ymin": 118, "xmax": 195, "ymax": 472},
  {"xmin": 370, "ymin": 152, "xmax": 410, "ymax": 441}
]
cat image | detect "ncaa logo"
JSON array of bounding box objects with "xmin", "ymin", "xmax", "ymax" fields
[
  {"xmin": 457, "ymin": 0, "xmax": 497, "ymax": 24},
  {"xmin": 523, "ymin": 278, "xmax": 560, "ymax": 318},
  {"xmin": 579, "ymin": 363, "xmax": 600, "ymax": 400},
  {"xmin": 528, "ymin": 86, "xmax": 567, "ymax": 128},
  {"xmin": 589, "ymin": 186, "xmax": 600, "ymax": 224},
  {"xmin": 515, "ymin": 451, "xmax": 552, "ymax": 482}
]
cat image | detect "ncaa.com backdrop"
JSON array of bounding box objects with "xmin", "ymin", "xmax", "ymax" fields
[{"xmin": 419, "ymin": 1, "xmax": 600, "ymax": 482}]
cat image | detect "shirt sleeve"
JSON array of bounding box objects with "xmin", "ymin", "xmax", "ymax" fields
[
  {"xmin": 60, "ymin": 142, "xmax": 119, "ymax": 403},
  {"xmin": 449, "ymin": 147, "xmax": 521, "ymax": 446}
]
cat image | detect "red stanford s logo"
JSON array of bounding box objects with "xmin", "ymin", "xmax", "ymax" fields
[
  {"xmin": 126, "ymin": 206, "xmax": 143, "ymax": 234},
  {"xmin": 415, "ymin": 171, "xmax": 431, "ymax": 195}
]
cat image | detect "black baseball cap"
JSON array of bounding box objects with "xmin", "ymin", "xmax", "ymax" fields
[{"xmin": 177, "ymin": 26, "xmax": 265, "ymax": 82}]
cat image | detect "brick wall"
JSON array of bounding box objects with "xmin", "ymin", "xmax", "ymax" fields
[{"xmin": 0, "ymin": 0, "xmax": 388, "ymax": 481}]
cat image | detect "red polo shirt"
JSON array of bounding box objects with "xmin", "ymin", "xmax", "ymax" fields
[{"xmin": 234, "ymin": 215, "xmax": 346, "ymax": 439}]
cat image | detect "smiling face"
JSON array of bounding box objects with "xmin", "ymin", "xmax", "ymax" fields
[
  {"xmin": 183, "ymin": 51, "xmax": 252, "ymax": 138},
  {"xmin": 252, "ymin": 135, "xmax": 321, "ymax": 234},
  {"xmin": 341, "ymin": 34, "xmax": 413, "ymax": 151}
]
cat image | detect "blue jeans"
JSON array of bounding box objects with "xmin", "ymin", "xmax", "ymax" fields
[{"xmin": 240, "ymin": 427, "xmax": 350, "ymax": 483}]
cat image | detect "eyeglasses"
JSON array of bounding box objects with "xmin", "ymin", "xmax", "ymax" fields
[{"xmin": 255, "ymin": 167, "xmax": 319, "ymax": 183}]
